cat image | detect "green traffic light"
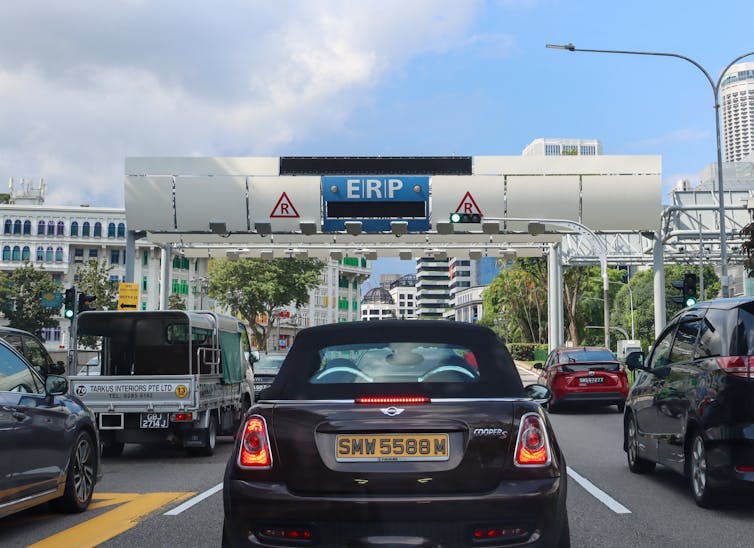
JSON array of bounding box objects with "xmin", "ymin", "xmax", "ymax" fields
[
  {"xmin": 64, "ymin": 309, "xmax": 74, "ymax": 319},
  {"xmin": 685, "ymin": 297, "xmax": 697, "ymax": 307},
  {"xmin": 450, "ymin": 212, "xmax": 462, "ymax": 223}
]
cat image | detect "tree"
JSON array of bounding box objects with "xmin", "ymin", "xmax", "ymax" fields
[
  {"xmin": 208, "ymin": 258, "xmax": 324, "ymax": 350},
  {"xmin": 75, "ymin": 260, "xmax": 118, "ymax": 310},
  {"xmin": 1, "ymin": 264, "xmax": 59, "ymax": 336},
  {"xmin": 0, "ymin": 271, "xmax": 13, "ymax": 312},
  {"xmin": 741, "ymin": 222, "xmax": 754, "ymax": 274},
  {"xmin": 562, "ymin": 266, "xmax": 600, "ymax": 346},
  {"xmin": 482, "ymin": 258, "xmax": 548, "ymax": 343},
  {"xmin": 168, "ymin": 294, "xmax": 186, "ymax": 310}
]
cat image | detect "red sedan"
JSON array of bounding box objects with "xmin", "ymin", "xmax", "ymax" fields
[{"xmin": 535, "ymin": 347, "xmax": 628, "ymax": 412}]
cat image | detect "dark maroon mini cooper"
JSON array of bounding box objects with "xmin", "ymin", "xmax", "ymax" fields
[{"xmin": 223, "ymin": 321, "xmax": 569, "ymax": 548}]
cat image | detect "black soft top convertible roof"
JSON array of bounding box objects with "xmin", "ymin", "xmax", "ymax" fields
[{"xmin": 263, "ymin": 320, "xmax": 526, "ymax": 400}]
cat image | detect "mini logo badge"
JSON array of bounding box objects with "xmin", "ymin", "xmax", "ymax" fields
[{"xmin": 380, "ymin": 407, "xmax": 404, "ymax": 417}]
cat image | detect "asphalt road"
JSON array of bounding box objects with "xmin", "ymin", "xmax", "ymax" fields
[{"xmin": 3, "ymin": 367, "xmax": 754, "ymax": 547}]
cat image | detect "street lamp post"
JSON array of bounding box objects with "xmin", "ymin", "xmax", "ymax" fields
[{"xmin": 547, "ymin": 43, "xmax": 754, "ymax": 298}]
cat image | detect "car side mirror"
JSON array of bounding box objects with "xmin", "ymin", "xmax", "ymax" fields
[
  {"xmin": 533, "ymin": 362, "xmax": 544, "ymax": 370},
  {"xmin": 45, "ymin": 374, "xmax": 68, "ymax": 396},
  {"xmin": 50, "ymin": 361, "xmax": 66, "ymax": 375},
  {"xmin": 525, "ymin": 383, "xmax": 552, "ymax": 404},
  {"xmin": 625, "ymin": 351, "xmax": 645, "ymax": 371}
]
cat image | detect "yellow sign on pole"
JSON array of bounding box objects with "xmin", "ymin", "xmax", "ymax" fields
[{"xmin": 117, "ymin": 282, "xmax": 140, "ymax": 310}]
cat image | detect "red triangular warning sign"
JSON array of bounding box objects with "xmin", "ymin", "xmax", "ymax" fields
[
  {"xmin": 270, "ymin": 192, "xmax": 300, "ymax": 218},
  {"xmin": 454, "ymin": 192, "xmax": 482, "ymax": 216}
]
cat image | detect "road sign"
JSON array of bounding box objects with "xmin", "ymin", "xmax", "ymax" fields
[
  {"xmin": 322, "ymin": 176, "xmax": 430, "ymax": 232},
  {"xmin": 40, "ymin": 291, "xmax": 63, "ymax": 308},
  {"xmin": 117, "ymin": 282, "xmax": 139, "ymax": 310},
  {"xmin": 270, "ymin": 192, "xmax": 300, "ymax": 218},
  {"xmin": 454, "ymin": 191, "xmax": 482, "ymax": 216}
]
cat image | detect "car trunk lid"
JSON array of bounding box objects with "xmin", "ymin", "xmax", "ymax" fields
[{"xmin": 269, "ymin": 400, "xmax": 516, "ymax": 495}]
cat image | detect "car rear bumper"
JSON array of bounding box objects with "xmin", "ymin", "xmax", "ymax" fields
[
  {"xmin": 554, "ymin": 391, "xmax": 625, "ymax": 406},
  {"xmin": 224, "ymin": 476, "xmax": 566, "ymax": 547}
]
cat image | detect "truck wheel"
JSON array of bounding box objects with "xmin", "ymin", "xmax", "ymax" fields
[
  {"xmin": 189, "ymin": 415, "xmax": 217, "ymax": 457},
  {"xmin": 101, "ymin": 441, "xmax": 125, "ymax": 458}
]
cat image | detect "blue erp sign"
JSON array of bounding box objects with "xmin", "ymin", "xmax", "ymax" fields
[{"xmin": 322, "ymin": 176, "xmax": 430, "ymax": 232}]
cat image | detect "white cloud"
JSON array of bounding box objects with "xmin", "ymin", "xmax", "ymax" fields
[{"xmin": 0, "ymin": 1, "xmax": 483, "ymax": 206}]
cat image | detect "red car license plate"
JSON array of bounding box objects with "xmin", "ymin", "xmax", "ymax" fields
[{"xmin": 579, "ymin": 377, "xmax": 605, "ymax": 385}]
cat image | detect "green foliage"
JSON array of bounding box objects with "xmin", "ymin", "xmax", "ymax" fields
[
  {"xmin": 609, "ymin": 265, "xmax": 720, "ymax": 350},
  {"xmin": 1, "ymin": 264, "xmax": 59, "ymax": 336},
  {"xmin": 507, "ymin": 343, "xmax": 548, "ymax": 361},
  {"xmin": 75, "ymin": 260, "xmax": 119, "ymax": 310},
  {"xmin": 563, "ymin": 265, "xmax": 601, "ymax": 345},
  {"xmin": 742, "ymin": 222, "xmax": 754, "ymax": 274},
  {"xmin": 168, "ymin": 293, "xmax": 186, "ymax": 310},
  {"xmin": 481, "ymin": 258, "xmax": 548, "ymax": 343},
  {"xmin": 0, "ymin": 271, "xmax": 13, "ymax": 312},
  {"xmin": 208, "ymin": 257, "xmax": 324, "ymax": 350}
]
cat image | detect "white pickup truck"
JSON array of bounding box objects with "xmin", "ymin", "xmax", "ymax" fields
[{"xmin": 69, "ymin": 310, "xmax": 254, "ymax": 457}]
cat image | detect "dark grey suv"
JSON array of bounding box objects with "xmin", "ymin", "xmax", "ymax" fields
[{"xmin": 624, "ymin": 297, "xmax": 754, "ymax": 507}]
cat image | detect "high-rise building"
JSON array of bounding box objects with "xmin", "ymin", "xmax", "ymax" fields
[
  {"xmin": 522, "ymin": 138, "xmax": 602, "ymax": 157},
  {"xmin": 415, "ymin": 257, "xmax": 450, "ymax": 319},
  {"xmin": 721, "ymin": 62, "xmax": 754, "ymax": 162}
]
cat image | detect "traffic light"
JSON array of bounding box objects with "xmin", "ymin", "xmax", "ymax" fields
[
  {"xmin": 683, "ymin": 272, "xmax": 698, "ymax": 307},
  {"xmin": 63, "ymin": 287, "xmax": 76, "ymax": 319},
  {"xmin": 449, "ymin": 212, "xmax": 482, "ymax": 223},
  {"xmin": 78, "ymin": 292, "xmax": 96, "ymax": 313},
  {"xmin": 671, "ymin": 272, "xmax": 698, "ymax": 307}
]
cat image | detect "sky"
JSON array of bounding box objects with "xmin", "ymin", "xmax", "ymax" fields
[{"xmin": 1, "ymin": 0, "xmax": 753, "ymax": 287}]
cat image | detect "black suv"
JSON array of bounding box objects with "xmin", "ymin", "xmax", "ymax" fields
[
  {"xmin": 624, "ymin": 297, "xmax": 754, "ymax": 507},
  {"xmin": 0, "ymin": 326, "xmax": 65, "ymax": 377}
]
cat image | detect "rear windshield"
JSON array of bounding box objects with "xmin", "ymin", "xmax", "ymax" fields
[
  {"xmin": 558, "ymin": 350, "xmax": 616, "ymax": 363},
  {"xmin": 311, "ymin": 343, "xmax": 479, "ymax": 384},
  {"xmin": 735, "ymin": 303, "xmax": 754, "ymax": 356},
  {"xmin": 260, "ymin": 321, "xmax": 525, "ymax": 400},
  {"xmin": 556, "ymin": 349, "xmax": 619, "ymax": 372},
  {"xmin": 255, "ymin": 354, "xmax": 286, "ymax": 374}
]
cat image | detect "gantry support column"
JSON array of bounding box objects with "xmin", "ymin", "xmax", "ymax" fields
[{"xmin": 548, "ymin": 243, "xmax": 564, "ymax": 351}]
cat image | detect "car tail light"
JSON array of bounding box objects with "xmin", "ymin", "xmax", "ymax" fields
[
  {"xmin": 238, "ymin": 415, "xmax": 272, "ymax": 469},
  {"xmin": 257, "ymin": 527, "xmax": 314, "ymax": 545},
  {"xmin": 355, "ymin": 396, "xmax": 430, "ymax": 404},
  {"xmin": 472, "ymin": 527, "xmax": 529, "ymax": 542},
  {"xmin": 717, "ymin": 356, "xmax": 754, "ymax": 378},
  {"xmin": 171, "ymin": 412, "xmax": 193, "ymax": 422},
  {"xmin": 736, "ymin": 466, "xmax": 754, "ymax": 473},
  {"xmin": 514, "ymin": 413, "xmax": 551, "ymax": 467}
]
